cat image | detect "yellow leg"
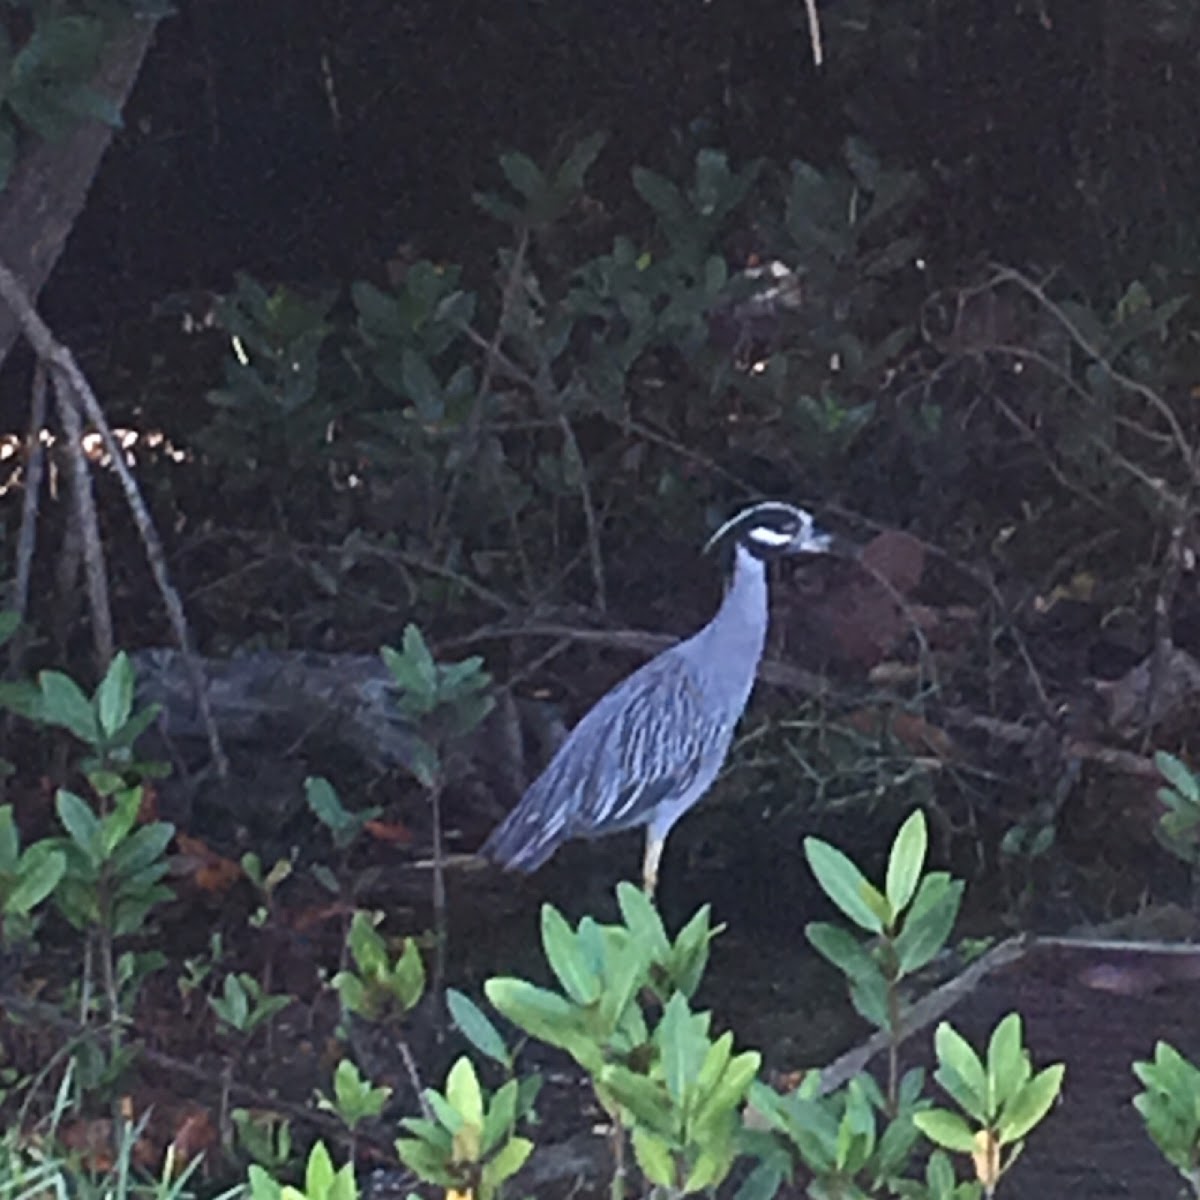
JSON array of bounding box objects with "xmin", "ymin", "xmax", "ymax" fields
[{"xmin": 642, "ymin": 830, "xmax": 664, "ymax": 897}]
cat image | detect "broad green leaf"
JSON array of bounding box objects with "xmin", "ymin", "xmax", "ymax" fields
[
  {"xmin": 486, "ymin": 977, "xmax": 595, "ymax": 1067},
  {"xmin": 934, "ymin": 1022, "xmax": 989, "ymax": 1122},
  {"xmin": 616, "ymin": 881, "xmax": 670, "ymax": 959},
  {"xmin": 541, "ymin": 904, "xmax": 600, "ymax": 1005},
  {"xmin": 56, "ymin": 790, "xmax": 101, "ymax": 861},
  {"xmin": 598, "ymin": 1064, "xmax": 674, "ymax": 1134},
  {"xmin": 347, "ymin": 911, "xmax": 388, "ymax": 976},
  {"xmin": 894, "ymin": 873, "xmax": 963, "ymax": 975},
  {"xmin": 394, "ymin": 1139, "xmax": 455, "ymax": 1187},
  {"xmin": 693, "ymin": 1031, "xmax": 733, "ymax": 1106},
  {"xmin": 632, "ymin": 167, "xmax": 686, "ymax": 224},
  {"xmin": 849, "ymin": 967, "xmax": 891, "ymax": 1031},
  {"xmin": 444, "ymin": 1057, "xmax": 484, "ymax": 1128},
  {"xmin": 480, "ymin": 1136, "xmax": 533, "ymax": 1192},
  {"xmin": 39, "ymin": 671, "xmax": 98, "ymax": 744},
  {"xmin": 694, "ymin": 1049, "xmax": 761, "ymax": 1133},
  {"xmin": 554, "ymin": 131, "xmax": 607, "ymax": 194},
  {"xmin": 986, "ymin": 1013, "xmax": 1029, "ymax": 1106},
  {"xmin": 393, "ymin": 937, "xmax": 426, "ymax": 1010},
  {"xmin": 1156, "ymin": 751, "xmax": 1200, "ymax": 802},
  {"xmin": 998, "ymin": 1064, "xmax": 1064, "ymax": 1144},
  {"xmin": 885, "ymin": 810, "xmax": 927, "ymax": 914},
  {"xmin": 804, "ymin": 837, "xmax": 886, "ymax": 933},
  {"xmin": 95, "ymin": 652, "xmax": 134, "ymax": 738},
  {"xmin": 631, "ymin": 1127, "xmax": 675, "ymax": 1189},
  {"xmin": 303, "ymin": 1142, "xmax": 335, "ymax": 1199},
  {"xmin": 446, "ymin": 988, "xmax": 509, "ymax": 1066},
  {"xmin": 597, "ymin": 931, "xmax": 650, "ymax": 1033},
  {"xmin": 658, "ymin": 992, "xmax": 705, "ymax": 1104},
  {"xmin": 6, "ymin": 845, "xmax": 65, "ymax": 915},
  {"xmin": 806, "ymin": 921, "xmax": 877, "ymax": 981},
  {"xmin": 481, "ymin": 1078, "xmax": 519, "ymax": 1155},
  {"xmin": 110, "ymin": 820, "xmax": 174, "ymax": 878},
  {"xmin": 912, "ymin": 1108, "xmax": 977, "ymax": 1153},
  {"xmin": 684, "ymin": 1139, "xmax": 735, "ymax": 1193},
  {"xmin": 100, "ymin": 789, "xmax": 143, "ymax": 857},
  {"xmin": 499, "ymin": 151, "xmax": 545, "ymax": 200}
]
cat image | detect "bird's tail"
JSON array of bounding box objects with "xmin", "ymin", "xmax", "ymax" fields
[{"xmin": 479, "ymin": 800, "xmax": 567, "ymax": 873}]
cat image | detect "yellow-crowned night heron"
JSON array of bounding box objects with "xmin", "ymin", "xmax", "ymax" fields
[{"xmin": 480, "ymin": 500, "xmax": 832, "ymax": 894}]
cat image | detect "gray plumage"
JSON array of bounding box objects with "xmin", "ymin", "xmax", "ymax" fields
[{"xmin": 480, "ymin": 501, "xmax": 831, "ymax": 892}]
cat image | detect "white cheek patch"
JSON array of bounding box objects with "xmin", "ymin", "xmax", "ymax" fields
[{"xmin": 746, "ymin": 524, "xmax": 798, "ymax": 548}]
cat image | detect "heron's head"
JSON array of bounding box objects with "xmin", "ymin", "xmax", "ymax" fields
[{"xmin": 703, "ymin": 500, "xmax": 835, "ymax": 561}]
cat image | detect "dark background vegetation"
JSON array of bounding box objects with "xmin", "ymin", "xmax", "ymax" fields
[
  {"xmin": 14, "ymin": 0, "xmax": 1200, "ymax": 919},
  {"xmin": 4, "ymin": 0, "xmax": 1200, "ymax": 1188}
]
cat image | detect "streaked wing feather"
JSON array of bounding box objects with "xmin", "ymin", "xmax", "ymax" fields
[{"xmin": 571, "ymin": 653, "xmax": 724, "ymax": 833}]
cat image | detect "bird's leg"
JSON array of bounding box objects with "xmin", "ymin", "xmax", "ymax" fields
[{"xmin": 642, "ymin": 830, "xmax": 664, "ymax": 897}]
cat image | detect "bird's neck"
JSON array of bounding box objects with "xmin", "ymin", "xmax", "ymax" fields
[{"xmin": 699, "ymin": 543, "xmax": 769, "ymax": 664}]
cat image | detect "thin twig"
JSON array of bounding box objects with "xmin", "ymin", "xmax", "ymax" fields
[
  {"xmin": 0, "ymin": 258, "xmax": 228, "ymax": 779},
  {"xmin": 990, "ymin": 265, "xmax": 1195, "ymax": 474},
  {"xmin": 436, "ymin": 225, "xmax": 531, "ymax": 547},
  {"xmin": 1142, "ymin": 503, "xmax": 1191, "ymax": 750},
  {"xmin": 802, "ymin": 0, "xmax": 824, "ymax": 66},
  {"xmin": 52, "ymin": 371, "xmax": 113, "ymax": 667},
  {"xmin": 10, "ymin": 364, "xmax": 49, "ymax": 666},
  {"xmin": 816, "ymin": 937, "xmax": 1030, "ymax": 1095},
  {"xmin": 558, "ymin": 414, "xmax": 606, "ymax": 612}
]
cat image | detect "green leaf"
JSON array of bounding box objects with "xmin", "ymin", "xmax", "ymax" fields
[
  {"xmin": 100, "ymin": 789, "xmax": 144, "ymax": 858},
  {"xmin": 400, "ymin": 349, "xmax": 443, "ymax": 421},
  {"xmin": 480, "ymin": 1137, "xmax": 533, "ymax": 1192},
  {"xmin": 445, "ymin": 1057, "xmax": 484, "ymax": 1128},
  {"xmin": 39, "ymin": 671, "xmax": 99, "ymax": 743},
  {"xmin": 998, "ymin": 1063, "xmax": 1064, "ymax": 1144},
  {"xmin": 933, "ymin": 1022, "xmax": 989, "ymax": 1122},
  {"xmin": 631, "ymin": 1127, "xmax": 675, "ymax": 1189},
  {"xmin": 541, "ymin": 904, "xmax": 600, "ymax": 1005},
  {"xmin": 804, "ymin": 837, "xmax": 886, "ymax": 932},
  {"xmin": 406, "ymin": 739, "xmax": 441, "ymax": 789},
  {"xmin": 481, "ymin": 1079, "xmax": 519, "ymax": 1155},
  {"xmin": 0, "ymin": 806, "xmax": 18, "ymax": 871},
  {"xmin": 894, "ymin": 873, "xmax": 963, "ymax": 975},
  {"xmin": 111, "ymin": 822, "xmax": 175, "ymax": 884},
  {"xmin": 485, "ymin": 977, "xmax": 595, "ymax": 1067},
  {"xmin": 393, "ymin": 937, "xmax": 426, "ymax": 1011},
  {"xmin": 95, "ymin": 652, "xmax": 134, "ymax": 739},
  {"xmin": 912, "ymin": 1108, "xmax": 978, "ymax": 1153},
  {"xmin": 667, "ymin": 903, "xmax": 715, "ymax": 997},
  {"xmin": 886, "ymin": 810, "xmax": 927, "ymax": 914},
  {"xmin": 848, "ymin": 968, "xmax": 891, "ymax": 1031},
  {"xmin": 304, "ymin": 1142, "xmax": 335, "ymax": 1199},
  {"xmin": 394, "ymin": 1138, "xmax": 456, "ymax": 1187},
  {"xmin": 632, "ymin": 167, "xmax": 686, "ymax": 224},
  {"xmin": 694, "ymin": 1048, "xmax": 761, "ymax": 1132},
  {"xmin": 499, "ymin": 151, "xmax": 546, "ymax": 200},
  {"xmin": 347, "ymin": 911, "xmax": 388, "ymax": 975},
  {"xmin": 986, "ymin": 1013, "xmax": 1028, "ymax": 1106},
  {"xmin": 616, "ymin": 879, "xmax": 671, "ymax": 959},
  {"xmin": 6, "ymin": 846, "xmax": 66, "ymax": 916},
  {"xmin": 805, "ymin": 921, "xmax": 877, "ymax": 982},
  {"xmin": 658, "ymin": 992, "xmax": 700, "ymax": 1104},
  {"xmin": 554, "ymin": 131, "xmax": 606, "ymax": 193},
  {"xmin": 446, "ymin": 988, "xmax": 510, "ymax": 1067},
  {"xmin": 55, "ymin": 790, "xmax": 101, "ymax": 861},
  {"xmin": 1156, "ymin": 751, "xmax": 1200, "ymax": 803}
]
